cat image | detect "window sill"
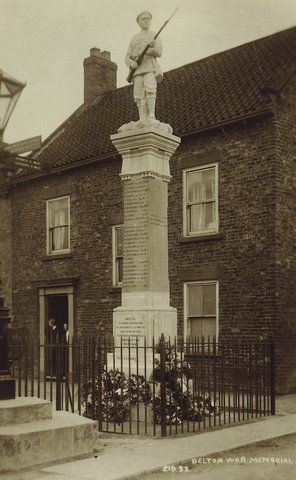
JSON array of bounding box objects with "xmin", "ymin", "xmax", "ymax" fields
[
  {"xmin": 180, "ymin": 233, "xmax": 223, "ymax": 243},
  {"xmin": 110, "ymin": 286, "xmax": 122, "ymax": 293},
  {"xmin": 44, "ymin": 252, "xmax": 73, "ymax": 261}
]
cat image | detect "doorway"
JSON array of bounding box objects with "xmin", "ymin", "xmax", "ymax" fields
[
  {"xmin": 46, "ymin": 294, "xmax": 68, "ymax": 342},
  {"xmin": 39, "ymin": 285, "xmax": 74, "ymax": 377},
  {"xmin": 45, "ymin": 295, "xmax": 68, "ymax": 376}
]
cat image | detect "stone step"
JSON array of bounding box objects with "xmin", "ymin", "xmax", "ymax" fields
[
  {"xmin": 0, "ymin": 410, "xmax": 97, "ymax": 472},
  {"xmin": 0, "ymin": 397, "xmax": 52, "ymax": 426}
]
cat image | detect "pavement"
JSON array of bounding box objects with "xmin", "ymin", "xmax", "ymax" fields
[{"xmin": 1, "ymin": 394, "xmax": 296, "ymax": 480}]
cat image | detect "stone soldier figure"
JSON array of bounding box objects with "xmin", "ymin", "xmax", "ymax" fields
[{"xmin": 125, "ymin": 11, "xmax": 163, "ymax": 122}]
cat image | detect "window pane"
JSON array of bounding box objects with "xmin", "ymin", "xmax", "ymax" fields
[
  {"xmin": 58, "ymin": 197, "xmax": 68, "ymax": 210},
  {"xmin": 203, "ymin": 169, "xmax": 215, "ymax": 200},
  {"xmin": 188, "ymin": 285, "xmax": 202, "ymax": 316},
  {"xmin": 203, "ymin": 284, "xmax": 216, "ymax": 315},
  {"xmin": 51, "ymin": 227, "xmax": 59, "ymax": 251},
  {"xmin": 52, "ymin": 227, "xmax": 60, "ymax": 251},
  {"xmin": 62, "ymin": 227, "xmax": 69, "ymax": 249},
  {"xmin": 50, "ymin": 226, "xmax": 69, "ymax": 252},
  {"xmin": 58, "ymin": 198, "xmax": 69, "ymax": 225},
  {"xmin": 60, "ymin": 201, "xmax": 69, "ymax": 224},
  {"xmin": 203, "ymin": 318, "xmax": 216, "ymax": 338},
  {"xmin": 49, "ymin": 198, "xmax": 69, "ymax": 227},
  {"xmin": 117, "ymin": 257, "xmax": 123, "ymax": 284},
  {"xmin": 187, "ymin": 168, "xmax": 215, "ymax": 204},
  {"xmin": 190, "ymin": 318, "xmax": 216, "ymax": 338},
  {"xmin": 116, "ymin": 226, "xmax": 124, "ymax": 256},
  {"xmin": 189, "ymin": 318, "xmax": 203, "ymax": 337},
  {"xmin": 187, "ymin": 170, "xmax": 203, "ymax": 203},
  {"xmin": 50, "ymin": 202, "xmax": 58, "ymax": 227},
  {"xmin": 0, "ymin": 82, "xmax": 11, "ymax": 95},
  {"xmin": 189, "ymin": 204, "xmax": 204, "ymax": 232},
  {"xmin": 204, "ymin": 202, "xmax": 215, "ymax": 230},
  {"xmin": 113, "ymin": 225, "xmax": 124, "ymax": 286},
  {"xmin": 0, "ymin": 97, "xmax": 10, "ymax": 122},
  {"xmin": 189, "ymin": 202, "xmax": 216, "ymax": 233}
]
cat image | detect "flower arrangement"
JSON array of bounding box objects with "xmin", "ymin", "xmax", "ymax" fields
[
  {"xmin": 152, "ymin": 342, "xmax": 218, "ymax": 425},
  {"xmin": 82, "ymin": 369, "xmax": 151, "ymax": 424},
  {"xmin": 82, "ymin": 343, "xmax": 217, "ymax": 426},
  {"xmin": 129, "ymin": 373, "xmax": 152, "ymax": 404},
  {"xmin": 82, "ymin": 369, "xmax": 129, "ymax": 424}
]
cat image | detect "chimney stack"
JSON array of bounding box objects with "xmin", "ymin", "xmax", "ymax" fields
[{"xmin": 83, "ymin": 48, "xmax": 117, "ymax": 104}]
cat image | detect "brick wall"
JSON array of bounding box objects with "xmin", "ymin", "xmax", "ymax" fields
[
  {"xmin": 8, "ymin": 104, "xmax": 295, "ymax": 392},
  {"xmin": 0, "ymin": 195, "xmax": 12, "ymax": 307},
  {"xmin": 168, "ymin": 116, "xmax": 277, "ymax": 344},
  {"xmin": 10, "ymin": 158, "xmax": 123, "ymax": 337},
  {"xmin": 273, "ymin": 75, "xmax": 296, "ymax": 392},
  {"xmin": 11, "ymin": 116, "xmax": 276, "ymax": 336}
]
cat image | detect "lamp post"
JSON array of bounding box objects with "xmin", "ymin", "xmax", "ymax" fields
[
  {"xmin": 0, "ymin": 70, "xmax": 25, "ymax": 399},
  {"xmin": 0, "ymin": 69, "xmax": 26, "ymax": 145},
  {"xmin": 0, "ymin": 295, "xmax": 15, "ymax": 399}
]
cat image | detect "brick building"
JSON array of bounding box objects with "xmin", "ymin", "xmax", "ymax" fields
[{"xmin": 0, "ymin": 28, "xmax": 295, "ymax": 393}]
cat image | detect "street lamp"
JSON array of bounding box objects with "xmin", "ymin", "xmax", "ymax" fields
[
  {"xmin": 0, "ymin": 69, "xmax": 26, "ymax": 144},
  {"xmin": 0, "ymin": 69, "xmax": 25, "ymax": 399}
]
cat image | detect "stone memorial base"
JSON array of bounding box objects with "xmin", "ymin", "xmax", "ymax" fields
[
  {"xmin": 108, "ymin": 306, "xmax": 177, "ymax": 376},
  {"xmin": 113, "ymin": 306, "xmax": 177, "ymax": 345},
  {"xmin": 0, "ymin": 397, "xmax": 97, "ymax": 472}
]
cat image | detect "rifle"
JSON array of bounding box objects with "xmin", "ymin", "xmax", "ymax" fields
[{"xmin": 126, "ymin": 8, "xmax": 178, "ymax": 84}]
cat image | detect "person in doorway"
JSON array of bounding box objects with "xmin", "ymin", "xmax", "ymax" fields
[
  {"xmin": 62, "ymin": 323, "xmax": 69, "ymax": 374},
  {"xmin": 125, "ymin": 11, "xmax": 163, "ymax": 122},
  {"xmin": 62, "ymin": 323, "xmax": 69, "ymax": 344},
  {"xmin": 48, "ymin": 318, "xmax": 58, "ymax": 343},
  {"xmin": 47, "ymin": 318, "xmax": 58, "ymax": 374}
]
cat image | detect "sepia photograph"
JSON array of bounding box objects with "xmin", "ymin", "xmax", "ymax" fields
[{"xmin": 0, "ymin": 0, "xmax": 296, "ymax": 479}]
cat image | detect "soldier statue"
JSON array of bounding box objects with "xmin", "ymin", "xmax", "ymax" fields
[{"xmin": 125, "ymin": 11, "xmax": 163, "ymax": 122}]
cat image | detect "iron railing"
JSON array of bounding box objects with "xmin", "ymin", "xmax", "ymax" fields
[{"xmin": 8, "ymin": 335, "xmax": 275, "ymax": 436}]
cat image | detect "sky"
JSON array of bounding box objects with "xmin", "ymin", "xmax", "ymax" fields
[{"xmin": 0, "ymin": 0, "xmax": 295, "ymax": 145}]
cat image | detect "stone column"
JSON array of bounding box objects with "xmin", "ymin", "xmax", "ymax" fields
[{"xmin": 110, "ymin": 124, "xmax": 180, "ymax": 372}]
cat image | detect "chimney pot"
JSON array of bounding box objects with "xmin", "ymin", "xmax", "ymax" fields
[
  {"xmin": 101, "ymin": 51, "xmax": 111, "ymax": 61},
  {"xmin": 90, "ymin": 47, "xmax": 101, "ymax": 57}
]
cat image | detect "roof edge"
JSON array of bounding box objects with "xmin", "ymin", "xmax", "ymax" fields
[
  {"xmin": 5, "ymin": 108, "xmax": 274, "ymax": 187},
  {"xmin": 32, "ymin": 102, "xmax": 89, "ymax": 160},
  {"xmin": 6, "ymin": 151, "xmax": 120, "ymax": 186},
  {"xmin": 178, "ymin": 107, "xmax": 273, "ymax": 138}
]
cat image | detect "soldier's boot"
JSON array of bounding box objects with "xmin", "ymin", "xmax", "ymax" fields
[
  {"xmin": 137, "ymin": 99, "xmax": 149, "ymax": 121},
  {"xmin": 141, "ymin": 99, "xmax": 149, "ymax": 120},
  {"xmin": 147, "ymin": 97, "xmax": 156, "ymax": 119},
  {"xmin": 136, "ymin": 100, "xmax": 142, "ymax": 121}
]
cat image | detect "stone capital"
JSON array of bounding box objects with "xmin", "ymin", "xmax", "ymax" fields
[{"xmin": 111, "ymin": 125, "xmax": 180, "ymax": 178}]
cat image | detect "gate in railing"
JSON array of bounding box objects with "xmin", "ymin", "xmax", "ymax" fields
[{"xmin": 8, "ymin": 336, "xmax": 275, "ymax": 436}]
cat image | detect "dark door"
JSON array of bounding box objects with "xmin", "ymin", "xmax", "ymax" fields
[
  {"xmin": 46, "ymin": 295, "xmax": 68, "ymax": 339},
  {"xmin": 45, "ymin": 294, "xmax": 68, "ymax": 375}
]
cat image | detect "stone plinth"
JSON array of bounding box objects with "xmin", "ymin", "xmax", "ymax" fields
[
  {"xmin": 0, "ymin": 397, "xmax": 97, "ymax": 472},
  {"xmin": 110, "ymin": 123, "xmax": 180, "ymax": 373}
]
